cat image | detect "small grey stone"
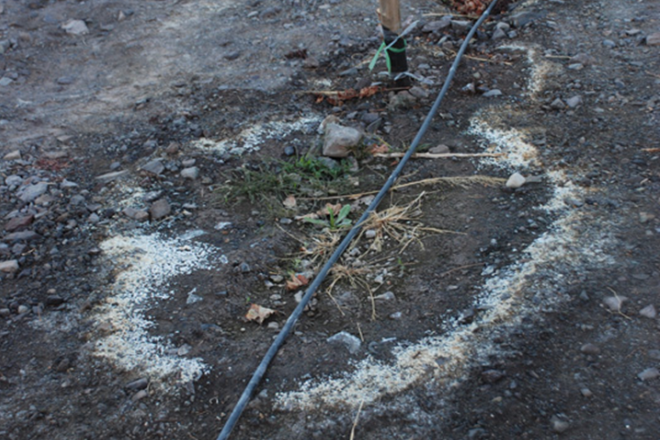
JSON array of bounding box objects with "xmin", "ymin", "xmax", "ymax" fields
[
  {"xmin": 422, "ymin": 17, "xmax": 452, "ymax": 33},
  {"xmin": 389, "ymin": 311, "xmax": 402, "ymax": 320},
  {"xmin": 126, "ymin": 378, "xmax": 149, "ymax": 390},
  {"xmin": 492, "ymin": 27, "xmax": 507, "ymax": 40},
  {"xmin": 19, "ymin": 183, "xmax": 49, "ymax": 202},
  {"xmin": 270, "ymin": 274, "xmax": 284, "ymax": 283},
  {"xmin": 603, "ymin": 295, "xmax": 627, "ymax": 311},
  {"xmin": 375, "ymin": 291, "xmax": 396, "ymax": 301},
  {"xmin": 509, "ymin": 11, "xmax": 542, "ymax": 28},
  {"xmin": 0, "ymin": 77, "xmax": 13, "ymax": 87},
  {"xmin": 186, "ymin": 291, "xmax": 203, "ymax": 304},
  {"xmin": 551, "ymin": 416, "xmax": 570, "ymax": 433},
  {"xmin": 181, "ymin": 159, "xmax": 196, "ymax": 167},
  {"xmin": 88, "ymin": 213, "xmax": 100, "ymax": 223},
  {"xmin": 550, "ymin": 98, "xmax": 566, "ymax": 109},
  {"xmin": 327, "ymin": 331, "xmax": 361, "ymax": 354},
  {"xmin": 570, "ymin": 53, "xmax": 596, "ymax": 65},
  {"xmin": 646, "ymin": 32, "xmax": 660, "ymax": 46},
  {"xmin": 181, "ymin": 167, "xmax": 200, "ymax": 180},
  {"xmin": 224, "ymin": 51, "xmax": 241, "ymax": 61},
  {"xmin": 3, "ymin": 150, "xmax": 21, "ymax": 160},
  {"xmin": 580, "ymin": 388, "xmax": 593, "ymax": 397},
  {"xmin": 284, "ymin": 146, "xmax": 295, "ymax": 156},
  {"xmin": 639, "ymin": 304, "xmax": 657, "ymax": 319},
  {"xmin": 240, "ymin": 262, "xmax": 251, "ymax": 273},
  {"xmin": 365, "ymin": 229, "xmax": 377, "ymax": 239},
  {"xmin": 648, "ymin": 350, "xmax": 660, "ymax": 360},
  {"xmin": 580, "ymin": 343, "xmax": 600, "ymax": 355},
  {"xmin": 3, "ymin": 231, "xmax": 39, "ymax": 242},
  {"xmin": 429, "ymin": 144, "xmax": 450, "ymax": 154},
  {"xmin": 149, "ymin": 199, "xmax": 171, "ymax": 220},
  {"xmin": 408, "ymin": 86, "xmax": 430, "ymax": 99},
  {"xmin": 567, "ymin": 63, "xmax": 584, "ymax": 70},
  {"xmin": 17, "ymin": 305, "xmax": 29, "ymax": 314},
  {"xmin": 506, "ymin": 172, "xmax": 526, "ymax": 189},
  {"xmin": 481, "ymin": 369, "xmax": 506, "ymax": 383},
  {"xmin": 0, "ymin": 260, "xmax": 19, "ymax": 273},
  {"xmin": 0, "ymin": 308, "xmax": 10, "ymax": 317},
  {"xmin": 482, "ymin": 89, "xmax": 502, "ymax": 97},
  {"xmin": 141, "ymin": 159, "xmax": 165, "ymax": 175},
  {"xmin": 143, "ymin": 190, "xmax": 163, "ymax": 203},
  {"xmin": 566, "ymin": 96, "xmax": 582, "ymax": 108},
  {"xmin": 5, "ymin": 175, "xmax": 23, "ymax": 186},
  {"xmin": 638, "ymin": 368, "xmax": 659, "ymax": 381},
  {"xmin": 45, "ymin": 295, "xmax": 65, "ymax": 306},
  {"xmin": 602, "ymin": 39, "xmax": 616, "ymax": 48}
]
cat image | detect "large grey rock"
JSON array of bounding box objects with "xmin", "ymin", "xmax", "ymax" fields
[
  {"xmin": 323, "ymin": 123, "xmax": 362, "ymax": 158},
  {"xmin": 19, "ymin": 183, "xmax": 49, "ymax": 202}
]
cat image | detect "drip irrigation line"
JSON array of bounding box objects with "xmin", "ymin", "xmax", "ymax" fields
[{"xmin": 215, "ymin": 2, "xmax": 499, "ymax": 438}]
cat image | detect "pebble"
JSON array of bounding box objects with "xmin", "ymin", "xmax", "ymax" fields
[
  {"xmin": 389, "ymin": 311, "xmax": 402, "ymax": 320},
  {"xmin": 62, "ymin": 19, "xmax": 89, "ymax": 35},
  {"xmin": 550, "ymin": 98, "xmax": 566, "ymax": 110},
  {"xmin": 284, "ymin": 146, "xmax": 295, "ymax": 156},
  {"xmin": 492, "ymin": 27, "xmax": 507, "ymax": 40},
  {"xmin": 365, "ymin": 229, "xmax": 377, "ymax": 239},
  {"xmin": 132, "ymin": 390, "xmax": 148, "ymax": 401},
  {"xmin": 375, "ymin": 291, "xmax": 396, "ymax": 301},
  {"xmin": 181, "ymin": 167, "xmax": 200, "ymax": 180},
  {"xmin": 639, "ymin": 305, "xmax": 656, "ymax": 319},
  {"xmin": 0, "ymin": 77, "xmax": 13, "ymax": 87},
  {"xmin": 239, "ymin": 262, "xmax": 251, "ymax": 273},
  {"xmin": 17, "ymin": 305, "xmax": 29, "ymax": 314},
  {"xmin": 0, "ymin": 260, "xmax": 19, "ymax": 273},
  {"xmin": 580, "ymin": 343, "xmax": 600, "ymax": 355},
  {"xmin": 580, "ymin": 387, "xmax": 593, "ymax": 397},
  {"xmin": 327, "ymin": 331, "xmax": 361, "ymax": 354},
  {"xmin": 481, "ymin": 369, "xmax": 506, "ymax": 383},
  {"xmin": 506, "ymin": 172, "xmax": 526, "ymax": 189},
  {"xmin": 270, "ymin": 274, "xmax": 284, "ymax": 283},
  {"xmin": 551, "ymin": 415, "xmax": 570, "ymax": 433},
  {"xmin": 3, "ymin": 150, "xmax": 21, "ymax": 161},
  {"xmin": 566, "ymin": 96, "xmax": 582, "ymax": 108},
  {"xmin": 149, "ymin": 199, "xmax": 171, "ymax": 220},
  {"xmin": 141, "ymin": 159, "xmax": 165, "ymax": 175},
  {"xmin": 19, "ymin": 183, "xmax": 49, "ymax": 203},
  {"xmin": 408, "ymin": 86, "xmax": 430, "ymax": 99},
  {"xmin": 603, "ymin": 295, "xmax": 627, "ymax": 312},
  {"xmin": 570, "ymin": 53, "xmax": 596, "ymax": 65},
  {"xmin": 429, "ymin": 144, "xmax": 450, "ymax": 154},
  {"xmin": 638, "ymin": 368, "xmax": 659, "ymax": 381},
  {"xmin": 224, "ymin": 51, "xmax": 241, "ymax": 61},
  {"xmin": 482, "ymin": 89, "xmax": 502, "ymax": 98},
  {"xmin": 646, "ymin": 32, "xmax": 660, "ymax": 46},
  {"xmin": 126, "ymin": 378, "xmax": 149, "ymax": 390},
  {"xmin": 5, "ymin": 215, "xmax": 34, "ymax": 232}
]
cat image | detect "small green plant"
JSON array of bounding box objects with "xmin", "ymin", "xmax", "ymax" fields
[{"xmin": 304, "ymin": 205, "xmax": 352, "ymax": 230}]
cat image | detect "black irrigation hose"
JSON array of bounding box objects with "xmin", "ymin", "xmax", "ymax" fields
[{"xmin": 216, "ymin": 1, "xmax": 499, "ymax": 438}]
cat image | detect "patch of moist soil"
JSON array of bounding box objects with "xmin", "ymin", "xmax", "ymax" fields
[{"xmin": 1, "ymin": 0, "xmax": 660, "ymax": 439}]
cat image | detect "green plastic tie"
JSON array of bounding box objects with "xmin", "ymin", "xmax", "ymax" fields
[{"xmin": 369, "ymin": 39, "xmax": 407, "ymax": 73}]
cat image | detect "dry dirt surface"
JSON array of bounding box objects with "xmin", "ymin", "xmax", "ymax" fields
[{"xmin": 1, "ymin": 0, "xmax": 660, "ymax": 439}]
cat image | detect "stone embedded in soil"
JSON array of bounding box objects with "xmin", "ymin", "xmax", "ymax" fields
[
  {"xmin": 423, "ymin": 16, "xmax": 452, "ymax": 33},
  {"xmin": 506, "ymin": 172, "xmax": 526, "ymax": 189},
  {"xmin": 149, "ymin": 199, "xmax": 171, "ymax": 220},
  {"xmin": 19, "ymin": 183, "xmax": 49, "ymax": 202},
  {"xmin": 481, "ymin": 369, "xmax": 506, "ymax": 383},
  {"xmin": 126, "ymin": 378, "xmax": 149, "ymax": 390},
  {"xmin": 570, "ymin": 53, "xmax": 596, "ymax": 65},
  {"xmin": 3, "ymin": 231, "xmax": 39, "ymax": 242},
  {"xmin": 482, "ymin": 89, "xmax": 502, "ymax": 98},
  {"xmin": 62, "ymin": 19, "xmax": 89, "ymax": 35},
  {"xmin": 566, "ymin": 96, "xmax": 582, "ymax": 108},
  {"xmin": 141, "ymin": 159, "xmax": 165, "ymax": 175},
  {"xmin": 603, "ymin": 295, "xmax": 627, "ymax": 311},
  {"xmin": 3, "ymin": 150, "xmax": 21, "ymax": 160},
  {"xmin": 45, "ymin": 295, "xmax": 65, "ymax": 306},
  {"xmin": 375, "ymin": 291, "xmax": 396, "ymax": 301},
  {"xmin": 0, "ymin": 260, "xmax": 19, "ymax": 273},
  {"xmin": 638, "ymin": 368, "xmax": 660, "ymax": 381},
  {"xmin": 646, "ymin": 32, "xmax": 660, "ymax": 46},
  {"xmin": 429, "ymin": 144, "xmax": 450, "ymax": 154},
  {"xmin": 581, "ymin": 388, "xmax": 593, "ymax": 397},
  {"xmin": 550, "ymin": 98, "xmax": 566, "ymax": 110},
  {"xmin": 5, "ymin": 215, "xmax": 34, "ymax": 231},
  {"xmin": 580, "ymin": 343, "xmax": 600, "ymax": 355},
  {"xmin": 132, "ymin": 390, "xmax": 148, "ymax": 401},
  {"xmin": 323, "ymin": 123, "xmax": 362, "ymax": 158},
  {"xmin": 327, "ymin": 331, "xmax": 361, "ymax": 354},
  {"xmin": 17, "ymin": 305, "xmax": 29, "ymax": 314},
  {"xmin": 639, "ymin": 304, "xmax": 657, "ymax": 319},
  {"xmin": 181, "ymin": 166, "xmax": 200, "ymax": 179},
  {"xmin": 551, "ymin": 415, "xmax": 570, "ymax": 433}
]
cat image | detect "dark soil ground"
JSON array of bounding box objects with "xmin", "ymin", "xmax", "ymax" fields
[{"xmin": 1, "ymin": 0, "xmax": 659, "ymax": 439}]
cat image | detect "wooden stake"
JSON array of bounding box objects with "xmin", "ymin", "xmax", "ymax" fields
[{"xmin": 377, "ymin": 0, "xmax": 402, "ymax": 33}]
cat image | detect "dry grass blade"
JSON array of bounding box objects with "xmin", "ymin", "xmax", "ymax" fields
[
  {"xmin": 356, "ymin": 192, "xmax": 459, "ymax": 256},
  {"xmin": 301, "ymin": 231, "xmax": 342, "ymax": 266},
  {"xmin": 326, "ymin": 264, "xmax": 377, "ymax": 320},
  {"xmin": 349, "ymin": 399, "xmax": 365, "ymax": 440}
]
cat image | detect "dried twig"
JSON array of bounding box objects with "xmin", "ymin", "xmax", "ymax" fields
[
  {"xmin": 349, "ymin": 399, "xmax": 365, "ymax": 440},
  {"xmin": 642, "ymin": 148, "xmax": 660, "ymax": 153}
]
